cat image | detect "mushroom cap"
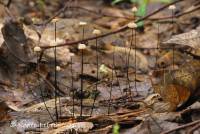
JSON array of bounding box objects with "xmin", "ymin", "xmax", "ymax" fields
[
  {"xmin": 78, "ymin": 43, "xmax": 87, "ymax": 50},
  {"xmin": 56, "ymin": 66, "xmax": 61, "ymax": 71},
  {"xmin": 131, "ymin": 7, "xmax": 138, "ymax": 12},
  {"xmin": 168, "ymin": 5, "xmax": 176, "ymax": 10},
  {"xmin": 52, "ymin": 18, "xmax": 59, "ymax": 23},
  {"xmin": 92, "ymin": 29, "xmax": 101, "ymax": 35},
  {"xmin": 79, "ymin": 21, "xmax": 87, "ymax": 26},
  {"xmin": 33, "ymin": 46, "xmax": 41, "ymax": 52},
  {"xmin": 127, "ymin": 22, "xmax": 137, "ymax": 29}
]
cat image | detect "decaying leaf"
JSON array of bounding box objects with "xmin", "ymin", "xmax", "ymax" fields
[
  {"xmin": 157, "ymin": 50, "xmax": 189, "ymax": 68},
  {"xmin": 1, "ymin": 18, "xmax": 72, "ymax": 67},
  {"xmin": 23, "ymin": 97, "xmax": 70, "ymax": 113},
  {"xmin": 99, "ymin": 64, "xmax": 113, "ymax": 78},
  {"xmin": 1, "ymin": 19, "xmax": 35, "ymax": 63},
  {"xmin": 153, "ymin": 60, "xmax": 200, "ymax": 111},
  {"xmin": 98, "ymin": 41, "xmax": 149, "ymax": 72},
  {"xmin": 144, "ymin": 93, "xmax": 161, "ymax": 106},
  {"xmin": 0, "ymin": 100, "xmax": 11, "ymax": 122},
  {"xmin": 162, "ymin": 28, "xmax": 200, "ymax": 56}
]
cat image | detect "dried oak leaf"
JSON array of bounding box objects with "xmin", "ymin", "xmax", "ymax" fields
[
  {"xmin": 153, "ymin": 60, "xmax": 200, "ymax": 111},
  {"xmin": 162, "ymin": 28, "xmax": 200, "ymax": 56}
]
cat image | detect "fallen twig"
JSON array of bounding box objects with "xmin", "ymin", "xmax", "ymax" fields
[
  {"xmin": 161, "ymin": 119, "xmax": 200, "ymax": 134},
  {"xmin": 149, "ymin": 5, "xmax": 200, "ymax": 21},
  {"xmin": 40, "ymin": 0, "xmax": 185, "ymax": 50},
  {"xmin": 187, "ymin": 123, "xmax": 200, "ymax": 134}
]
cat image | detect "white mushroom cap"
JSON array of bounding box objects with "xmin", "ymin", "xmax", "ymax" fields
[
  {"xmin": 131, "ymin": 7, "xmax": 138, "ymax": 12},
  {"xmin": 56, "ymin": 66, "xmax": 61, "ymax": 71},
  {"xmin": 52, "ymin": 18, "xmax": 59, "ymax": 23},
  {"xmin": 168, "ymin": 5, "xmax": 176, "ymax": 10},
  {"xmin": 92, "ymin": 29, "xmax": 101, "ymax": 35},
  {"xmin": 79, "ymin": 21, "xmax": 87, "ymax": 26},
  {"xmin": 33, "ymin": 46, "xmax": 41, "ymax": 52},
  {"xmin": 78, "ymin": 43, "xmax": 86, "ymax": 50},
  {"xmin": 127, "ymin": 22, "xmax": 137, "ymax": 29}
]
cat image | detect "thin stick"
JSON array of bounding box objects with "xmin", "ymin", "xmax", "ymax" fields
[
  {"xmin": 171, "ymin": 8, "xmax": 175, "ymax": 71},
  {"xmin": 90, "ymin": 35, "xmax": 99, "ymax": 116},
  {"xmin": 54, "ymin": 21, "xmax": 59, "ymax": 122},
  {"xmin": 187, "ymin": 122, "xmax": 200, "ymax": 134},
  {"xmin": 127, "ymin": 28, "xmax": 134, "ymax": 96},
  {"xmin": 149, "ymin": 6, "xmax": 200, "ymax": 21},
  {"xmin": 71, "ymin": 57, "xmax": 75, "ymax": 118},
  {"xmin": 80, "ymin": 26, "xmax": 85, "ymax": 118},
  {"xmin": 161, "ymin": 119, "xmax": 200, "ymax": 134},
  {"xmin": 40, "ymin": 0, "xmax": 185, "ymax": 50},
  {"xmin": 36, "ymin": 53, "xmax": 55, "ymax": 122},
  {"xmin": 108, "ymin": 47, "xmax": 115, "ymax": 115},
  {"xmin": 134, "ymin": 26, "xmax": 138, "ymax": 96},
  {"xmin": 156, "ymin": 23, "xmax": 160, "ymax": 68}
]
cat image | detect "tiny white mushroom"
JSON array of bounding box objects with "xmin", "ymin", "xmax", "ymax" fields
[
  {"xmin": 79, "ymin": 21, "xmax": 87, "ymax": 26},
  {"xmin": 92, "ymin": 29, "xmax": 101, "ymax": 35},
  {"xmin": 52, "ymin": 18, "xmax": 59, "ymax": 23},
  {"xmin": 168, "ymin": 5, "xmax": 176, "ymax": 10},
  {"xmin": 33, "ymin": 46, "xmax": 41, "ymax": 52},
  {"xmin": 56, "ymin": 66, "xmax": 61, "ymax": 71},
  {"xmin": 127, "ymin": 22, "xmax": 137, "ymax": 29},
  {"xmin": 78, "ymin": 43, "xmax": 86, "ymax": 50},
  {"xmin": 131, "ymin": 7, "xmax": 138, "ymax": 12}
]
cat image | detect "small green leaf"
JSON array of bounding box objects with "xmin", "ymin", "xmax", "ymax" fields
[
  {"xmin": 111, "ymin": 0, "xmax": 172, "ymax": 27},
  {"xmin": 111, "ymin": 0, "xmax": 124, "ymax": 5},
  {"xmin": 136, "ymin": 0, "xmax": 148, "ymax": 27},
  {"xmin": 150, "ymin": 0, "xmax": 172, "ymax": 3},
  {"xmin": 113, "ymin": 123, "xmax": 120, "ymax": 134}
]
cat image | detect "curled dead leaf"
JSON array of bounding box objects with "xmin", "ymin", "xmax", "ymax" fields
[
  {"xmin": 162, "ymin": 28, "xmax": 200, "ymax": 56},
  {"xmin": 153, "ymin": 60, "xmax": 200, "ymax": 111}
]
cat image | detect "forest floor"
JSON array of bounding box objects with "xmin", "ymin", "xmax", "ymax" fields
[{"xmin": 0, "ymin": 0, "xmax": 200, "ymax": 134}]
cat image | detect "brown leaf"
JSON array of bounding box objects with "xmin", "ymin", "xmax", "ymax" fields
[
  {"xmin": 0, "ymin": 101, "xmax": 12, "ymax": 122},
  {"xmin": 162, "ymin": 29, "xmax": 200, "ymax": 56},
  {"xmin": 153, "ymin": 60, "xmax": 200, "ymax": 111}
]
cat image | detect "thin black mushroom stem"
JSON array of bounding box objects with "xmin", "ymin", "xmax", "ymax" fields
[
  {"xmin": 108, "ymin": 47, "xmax": 115, "ymax": 115},
  {"xmin": 69, "ymin": 53, "xmax": 75, "ymax": 118},
  {"xmin": 78, "ymin": 43, "xmax": 87, "ymax": 118},
  {"xmin": 78, "ymin": 21, "xmax": 87, "ymax": 118},
  {"xmin": 33, "ymin": 46, "xmax": 55, "ymax": 122},
  {"xmin": 56, "ymin": 65, "xmax": 62, "ymax": 118},
  {"xmin": 126, "ymin": 7, "xmax": 138, "ymax": 99},
  {"xmin": 134, "ymin": 23, "xmax": 138, "ymax": 96},
  {"xmin": 132, "ymin": 6, "xmax": 138, "ymax": 97},
  {"xmin": 156, "ymin": 23, "xmax": 160, "ymax": 69},
  {"xmin": 127, "ymin": 21, "xmax": 138, "ymax": 97},
  {"xmin": 52, "ymin": 18, "xmax": 59, "ymax": 122},
  {"xmin": 168, "ymin": 5, "xmax": 176, "ymax": 71},
  {"xmin": 90, "ymin": 29, "xmax": 101, "ymax": 116}
]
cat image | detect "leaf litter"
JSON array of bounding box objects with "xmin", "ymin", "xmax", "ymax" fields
[{"xmin": 0, "ymin": 0, "xmax": 200, "ymax": 134}]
